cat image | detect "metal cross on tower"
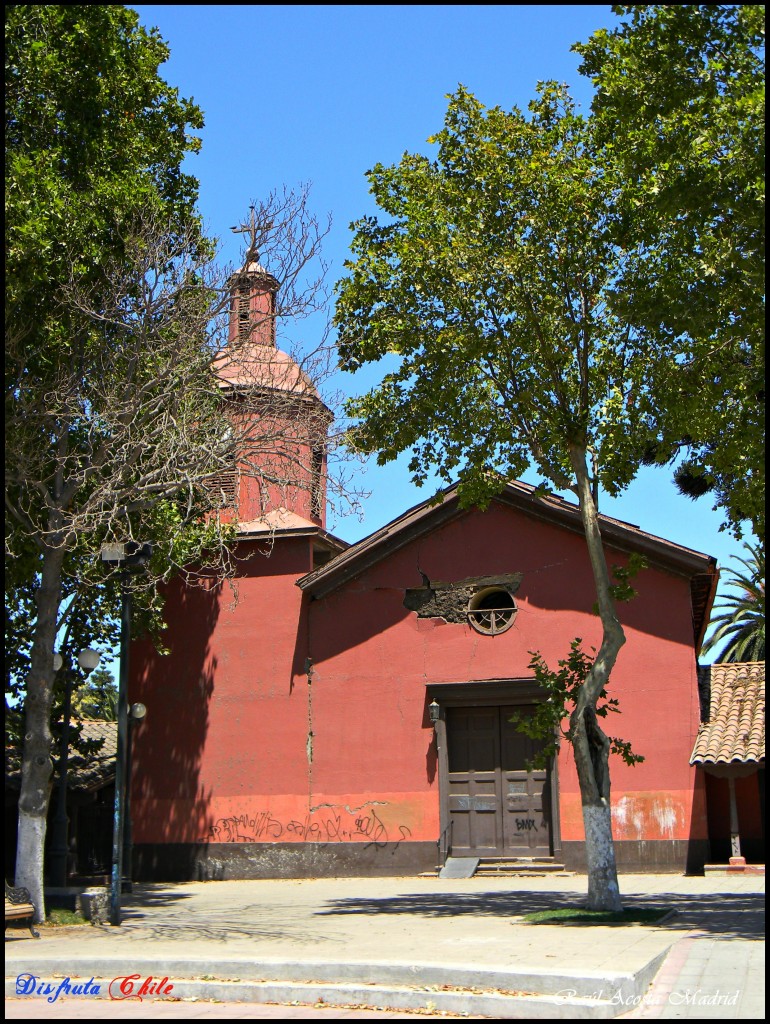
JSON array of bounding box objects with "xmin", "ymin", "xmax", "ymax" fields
[{"xmin": 230, "ymin": 205, "xmax": 263, "ymax": 261}]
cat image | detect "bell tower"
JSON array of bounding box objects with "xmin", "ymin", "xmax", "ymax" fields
[
  {"xmin": 212, "ymin": 217, "xmax": 331, "ymax": 528},
  {"xmin": 227, "ymin": 240, "xmax": 279, "ymax": 350}
]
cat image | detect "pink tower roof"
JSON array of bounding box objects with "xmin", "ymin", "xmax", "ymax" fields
[{"xmin": 213, "ymin": 344, "xmax": 320, "ymax": 398}]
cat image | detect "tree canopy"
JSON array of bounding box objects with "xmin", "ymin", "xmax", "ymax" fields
[
  {"xmin": 71, "ymin": 665, "xmax": 118, "ymax": 722},
  {"xmin": 574, "ymin": 5, "xmax": 765, "ymax": 541},
  {"xmin": 6, "ymin": 5, "xmax": 206, "ymax": 348},
  {"xmin": 336, "ymin": 85, "xmax": 667, "ymax": 507},
  {"xmin": 335, "ymin": 83, "xmax": 676, "ymax": 910},
  {"xmin": 5, "ymin": 4, "xmax": 211, "ymax": 916},
  {"xmin": 6, "ymin": 4, "xmax": 214, "ymax": 637},
  {"xmin": 5, "ymin": 7, "xmax": 338, "ymax": 918},
  {"xmin": 334, "ymin": 8, "xmax": 764, "ymax": 894}
]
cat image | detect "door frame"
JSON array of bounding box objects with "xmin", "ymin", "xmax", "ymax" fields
[{"xmin": 427, "ymin": 679, "xmax": 562, "ymax": 862}]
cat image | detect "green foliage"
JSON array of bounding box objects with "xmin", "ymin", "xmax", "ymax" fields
[
  {"xmin": 701, "ymin": 542, "xmax": 765, "ymax": 662},
  {"xmin": 602, "ymin": 554, "xmax": 649, "ymax": 608},
  {"xmin": 71, "ymin": 665, "xmax": 118, "ymax": 721},
  {"xmin": 45, "ymin": 907, "xmax": 87, "ymax": 927},
  {"xmin": 510, "ymin": 640, "xmax": 644, "ymax": 769},
  {"xmin": 523, "ymin": 907, "xmax": 666, "ymax": 925},
  {"xmin": 4, "ymin": 5, "xmax": 223, "ymax": 657},
  {"xmin": 336, "ymin": 84, "xmax": 694, "ymax": 513},
  {"xmin": 5, "ymin": 4, "xmax": 209, "ymax": 598},
  {"xmin": 4, "ymin": 8, "xmax": 245, "ymax": 907},
  {"xmin": 574, "ymin": 5, "xmax": 765, "ymax": 541},
  {"xmin": 607, "ymin": 571, "xmax": 638, "ymax": 605},
  {"xmin": 334, "ymin": 65, "xmax": 674, "ymax": 910},
  {"xmin": 5, "ymin": 4, "xmax": 205, "ymax": 297}
]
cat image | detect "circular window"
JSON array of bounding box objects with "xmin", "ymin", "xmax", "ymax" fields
[{"xmin": 467, "ymin": 587, "xmax": 517, "ymax": 636}]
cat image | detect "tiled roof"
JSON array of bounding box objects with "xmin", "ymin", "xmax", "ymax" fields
[
  {"xmin": 6, "ymin": 719, "xmax": 117, "ymax": 793},
  {"xmin": 690, "ymin": 662, "xmax": 765, "ymax": 765},
  {"xmin": 239, "ymin": 507, "xmax": 319, "ymax": 533},
  {"xmin": 234, "ymin": 509, "xmax": 348, "ymax": 556},
  {"xmin": 67, "ymin": 719, "xmax": 117, "ymax": 791},
  {"xmin": 213, "ymin": 345, "xmax": 321, "ymax": 397}
]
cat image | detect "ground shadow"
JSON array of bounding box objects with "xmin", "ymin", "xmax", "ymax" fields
[
  {"xmin": 119, "ymin": 883, "xmax": 195, "ymax": 916},
  {"xmin": 316, "ymin": 889, "xmax": 764, "ymax": 941},
  {"xmin": 117, "ymin": 887, "xmax": 343, "ymax": 944}
]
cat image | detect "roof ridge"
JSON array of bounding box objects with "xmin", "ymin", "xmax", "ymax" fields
[{"xmin": 298, "ymin": 478, "xmax": 717, "ymax": 594}]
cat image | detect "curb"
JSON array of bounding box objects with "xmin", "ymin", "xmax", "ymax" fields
[{"xmin": 5, "ymin": 950, "xmax": 671, "ymax": 1019}]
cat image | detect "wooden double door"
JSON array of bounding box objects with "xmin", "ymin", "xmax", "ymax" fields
[{"xmin": 446, "ymin": 705, "xmax": 552, "ymax": 857}]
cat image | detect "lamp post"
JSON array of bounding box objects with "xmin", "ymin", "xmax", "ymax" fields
[
  {"xmin": 100, "ymin": 541, "xmax": 152, "ymax": 926},
  {"xmin": 49, "ymin": 647, "xmax": 101, "ymax": 888},
  {"xmin": 122, "ymin": 701, "xmax": 147, "ymax": 894}
]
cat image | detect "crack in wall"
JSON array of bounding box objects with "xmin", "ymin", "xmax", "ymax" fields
[
  {"xmin": 310, "ymin": 800, "xmax": 389, "ymax": 813},
  {"xmin": 305, "ymin": 657, "xmax": 314, "ymax": 807}
]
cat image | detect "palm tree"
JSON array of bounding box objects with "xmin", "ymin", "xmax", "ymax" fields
[{"xmin": 701, "ymin": 542, "xmax": 765, "ymax": 663}]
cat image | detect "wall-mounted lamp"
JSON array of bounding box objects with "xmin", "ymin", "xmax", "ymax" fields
[
  {"xmin": 428, "ymin": 700, "xmax": 441, "ymax": 724},
  {"xmin": 129, "ymin": 702, "xmax": 147, "ymax": 721}
]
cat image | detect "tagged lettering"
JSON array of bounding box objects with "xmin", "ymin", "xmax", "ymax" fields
[{"xmin": 201, "ymin": 805, "xmax": 412, "ymax": 849}]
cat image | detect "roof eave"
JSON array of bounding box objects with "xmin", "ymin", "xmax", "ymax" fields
[
  {"xmin": 298, "ymin": 480, "xmax": 717, "ymax": 605},
  {"xmin": 297, "ymin": 488, "xmax": 463, "ymax": 598},
  {"xmin": 237, "ymin": 524, "xmax": 348, "ymax": 553}
]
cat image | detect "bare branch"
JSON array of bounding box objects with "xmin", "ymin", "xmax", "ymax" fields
[{"xmin": 6, "ymin": 190, "xmax": 365, "ymax": 592}]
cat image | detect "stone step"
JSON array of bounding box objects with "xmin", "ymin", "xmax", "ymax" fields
[
  {"xmin": 475, "ymin": 858, "xmax": 569, "ymax": 875},
  {"xmin": 6, "ymin": 955, "xmax": 665, "ymax": 1018},
  {"xmin": 703, "ymin": 862, "xmax": 765, "ymax": 875}
]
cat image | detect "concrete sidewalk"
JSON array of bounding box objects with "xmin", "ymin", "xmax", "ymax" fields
[{"xmin": 5, "ymin": 873, "xmax": 764, "ymax": 1019}]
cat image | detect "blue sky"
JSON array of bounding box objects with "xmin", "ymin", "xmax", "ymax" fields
[{"xmin": 127, "ymin": 4, "xmax": 753, "ymax": 650}]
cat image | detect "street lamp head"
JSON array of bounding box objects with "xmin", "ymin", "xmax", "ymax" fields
[
  {"xmin": 77, "ymin": 648, "xmax": 101, "ymax": 675},
  {"xmin": 100, "ymin": 541, "xmax": 153, "ymax": 567},
  {"xmin": 52, "ymin": 653, "xmax": 64, "ymax": 672},
  {"xmin": 100, "ymin": 543, "xmax": 125, "ymax": 563}
]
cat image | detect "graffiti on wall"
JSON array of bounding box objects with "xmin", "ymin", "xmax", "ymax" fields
[{"xmin": 202, "ymin": 805, "xmax": 413, "ymax": 849}]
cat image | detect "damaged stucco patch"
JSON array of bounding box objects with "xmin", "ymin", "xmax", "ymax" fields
[
  {"xmin": 404, "ymin": 572, "xmax": 523, "ymax": 623},
  {"xmin": 612, "ymin": 793, "xmax": 685, "ymax": 841}
]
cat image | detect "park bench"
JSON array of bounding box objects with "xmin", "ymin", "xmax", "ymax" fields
[{"xmin": 5, "ymin": 881, "xmax": 40, "ymax": 938}]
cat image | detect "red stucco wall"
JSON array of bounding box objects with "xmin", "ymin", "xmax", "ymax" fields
[
  {"xmin": 304, "ymin": 502, "xmax": 706, "ymax": 847},
  {"xmin": 131, "ymin": 537, "xmax": 312, "ymax": 844},
  {"xmin": 130, "ymin": 498, "xmax": 707, "ymax": 856}
]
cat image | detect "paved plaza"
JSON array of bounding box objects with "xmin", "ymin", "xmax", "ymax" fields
[{"xmin": 5, "ymin": 872, "xmax": 764, "ymax": 1019}]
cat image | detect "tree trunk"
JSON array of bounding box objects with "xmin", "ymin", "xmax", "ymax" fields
[
  {"xmin": 568, "ymin": 444, "xmax": 625, "ymax": 912},
  {"xmin": 15, "ymin": 544, "xmax": 66, "ymax": 923},
  {"xmin": 572, "ymin": 706, "xmax": 622, "ymax": 911}
]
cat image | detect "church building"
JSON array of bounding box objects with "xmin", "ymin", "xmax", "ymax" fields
[{"xmin": 128, "ymin": 250, "xmax": 722, "ymax": 880}]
